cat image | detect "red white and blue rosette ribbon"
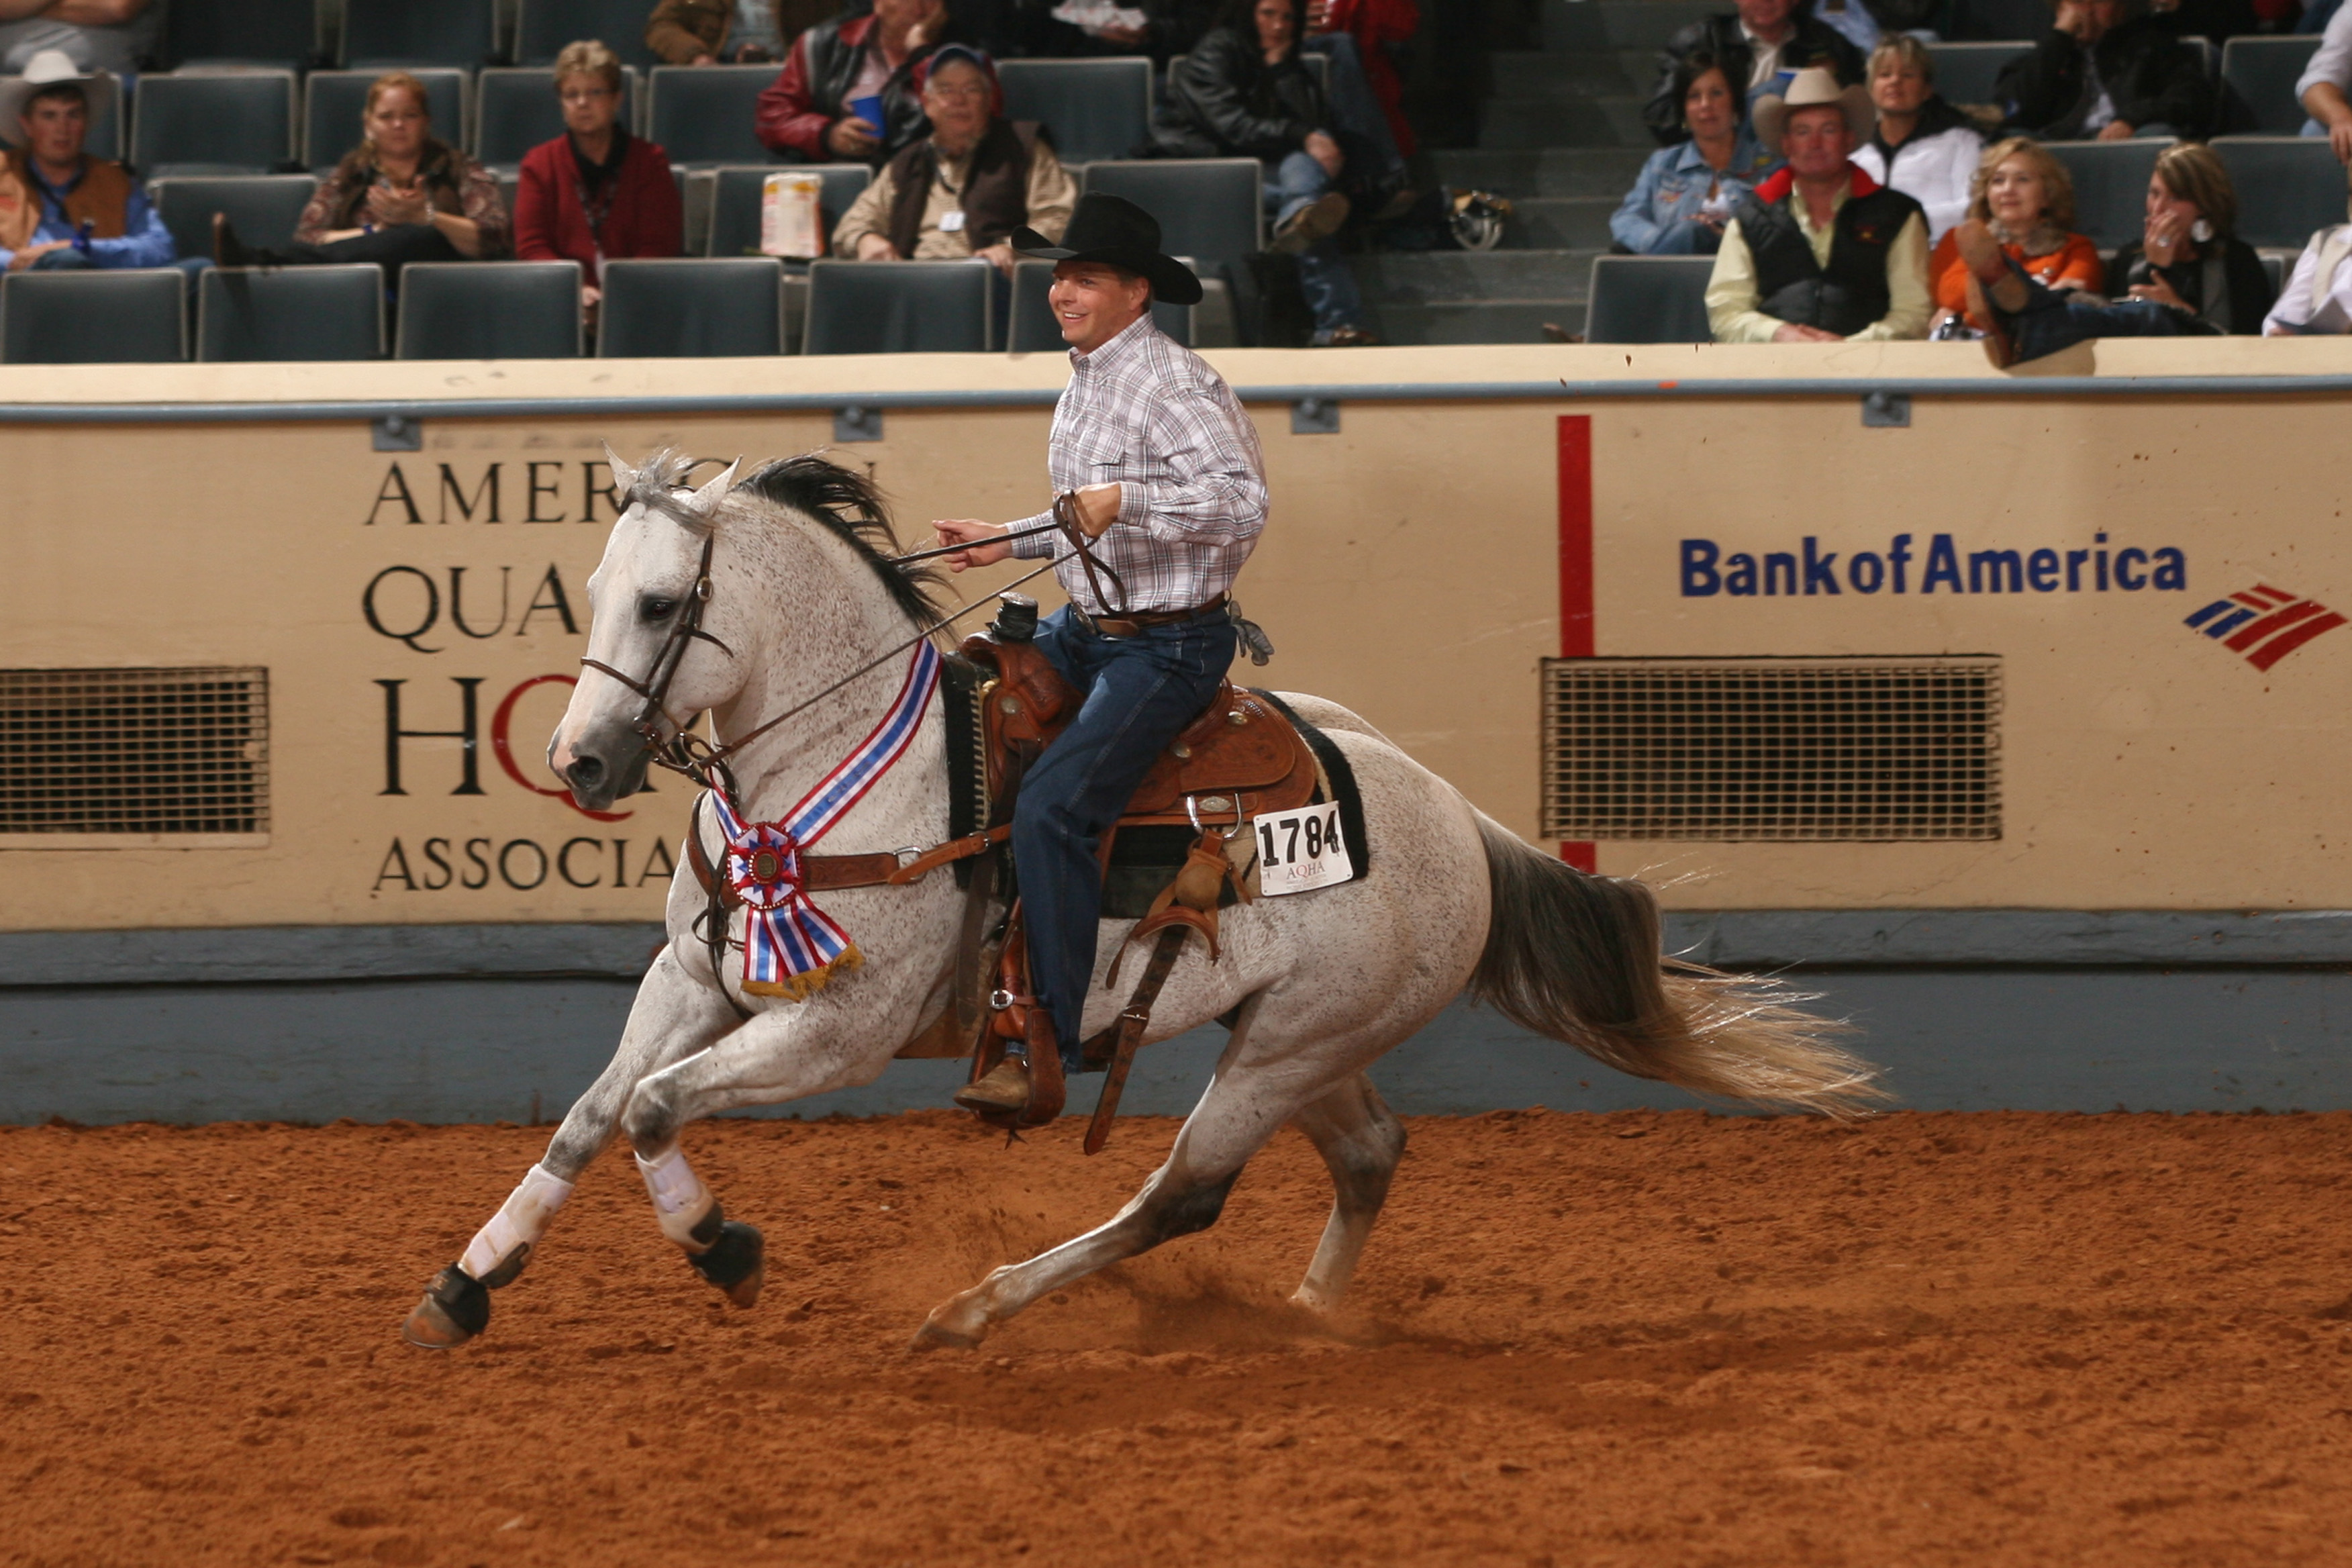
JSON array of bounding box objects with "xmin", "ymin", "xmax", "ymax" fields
[{"xmin": 706, "ymin": 640, "xmax": 941, "ymax": 999}]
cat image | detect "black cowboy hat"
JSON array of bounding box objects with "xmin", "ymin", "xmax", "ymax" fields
[{"xmin": 1011, "ymin": 193, "xmax": 1203, "ymax": 307}]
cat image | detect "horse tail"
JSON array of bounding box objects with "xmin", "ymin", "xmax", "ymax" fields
[{"xmin": 1467, "ymin": 813, "xmax": 1887, "ymax": 1118}]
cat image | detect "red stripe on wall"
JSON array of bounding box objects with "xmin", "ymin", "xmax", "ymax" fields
[
  {"xmin": 1558, "ymin": 414, "xmax": 1596, "ymax": 869},
  {"xmin": 2245, "ymin": 611, "xmax": 2347, "ymax": 672},
  {"xmin": 2224, "ymin": 599, "xmax": 2324, "ymax": 652}
]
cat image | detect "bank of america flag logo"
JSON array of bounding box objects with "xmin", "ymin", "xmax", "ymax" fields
[{"xmin": 2184, "ymin": 584, "xmax": 2347, "ymax": 671}]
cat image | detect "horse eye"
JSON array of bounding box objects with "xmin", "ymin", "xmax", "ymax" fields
[{"xmin": 639, "ymin": 595, "xmax": 678, "ymax": 622}]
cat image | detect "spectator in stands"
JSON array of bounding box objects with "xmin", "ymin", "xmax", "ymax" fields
[
  {"xmin": 2263, "ymin": 182, "xmax": 2352, "ymax": 331},
  {"xmin": 647, "ymin": 0, "xmax": 839, "ymax": 63},
  {"xmin": 0, "ymin": 50, "xmax": 191, "ymax": 279},
  {"xmin": 218, "ymin": 72, "xmax": 509, "ymax": 275},
  {"xmin": 1611, "ymin": 52, "xmax": 1777, "ymax": 254},
  {"xmin": 0, "ymin": 0, "xmax": 154, "ymax": 75},
  {"xmin": 1996, "ymin": 0, "xmax": 2212, "ymax": 142},
  {"xmin": 1850, "ymin": 36, "xmax": 1981, "ymax": 243},
  {"xmin": 1704, "ymin": 66, "xmax": 1932, "ymax": 342},
  {"xmin": 755, "ymin": 0, "xmax": 949, "ymax": 164},
  {"xmin": 2297, "ymin": 0, "xmax": 2352, "ymax": 162},
  {"xmin": 1306, "ymin": 0, "xmax": 1417, "ymax": 159},
  {"xmin": 516, "ymin": 42, "xmax": 683, "ymax": 315},
  {"xmin": 1927, "ymin": 136, "xmax": 2101, "ymax": 331},
  {"xmin": 1645, "ymin": 0, "xmax": 1865, "ymax": 147},
  {"xmin": 1157, "ymin": 0, "xmax": 1376, "ymax": 344},
  {"xmin": 1959, "ymin": 142, "xmax": 2273, "ymax": 362},
  {"xmin": 832, "ymin": 45, "xmax": 1075, "ymax": 271}
]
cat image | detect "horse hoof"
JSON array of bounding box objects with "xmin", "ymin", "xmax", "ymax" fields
[
  {"xmin": 401, "ymin": 1264, "xmax": 488, "ymax": 1349},
  {"xmin": 910, "ymin": 1317, "xmax": 983, "ymax": 1353},
  {"xmin": 689, "ymin": 1220, "xmax": 764, "ymax": 1308}
]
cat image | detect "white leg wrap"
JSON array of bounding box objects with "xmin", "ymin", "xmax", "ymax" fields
[
  {"xmin": 635, "ymin": 1145, "xmax": 716, "ymax": 1250},
  {"xmin": 459, "ymin": 1163, "xmax": 575, "ymax": 1281}
]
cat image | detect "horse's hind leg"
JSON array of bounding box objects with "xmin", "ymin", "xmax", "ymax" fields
[{"xmin": 1286, "ymin": 1072, "xmax": 1406, "ymax": 1312}]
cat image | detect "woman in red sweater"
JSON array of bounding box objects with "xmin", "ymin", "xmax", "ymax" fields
[{"xmin": 514, "ymin": 40, "xmax": 684, "ymax": 313}]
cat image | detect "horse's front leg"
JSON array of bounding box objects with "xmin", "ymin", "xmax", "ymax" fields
[{"xmin": 401, "ymin": 945, "xmax": 736, "ymax": 1348}]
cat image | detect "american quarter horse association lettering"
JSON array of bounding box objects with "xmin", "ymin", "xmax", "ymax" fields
[{"xmin": 401, "ymin": 449, "xmax": 1884, "ymax": 1352}]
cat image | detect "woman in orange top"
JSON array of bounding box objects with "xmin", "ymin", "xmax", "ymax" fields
[{"xmin": 1929, "ymin": 137, "xmax": 2102, "ymax": 333}]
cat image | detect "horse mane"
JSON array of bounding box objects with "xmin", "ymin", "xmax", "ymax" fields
[{"xmin": 620, "ymin": 448, "xmax": 946, "ymax": 630}]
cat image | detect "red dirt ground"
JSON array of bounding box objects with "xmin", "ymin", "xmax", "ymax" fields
[{"xmin": 5, "ymin": 1109, "xmax": 2352, "ymax": 1567}]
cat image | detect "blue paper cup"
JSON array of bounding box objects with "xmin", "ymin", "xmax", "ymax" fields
[{"xmin": 848, "ymin": 94, "xmax": 884, "ymax": 133}]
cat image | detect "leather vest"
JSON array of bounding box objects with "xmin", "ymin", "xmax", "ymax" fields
[
  {"xmin": 0, "ymin": 150, "xmax": 134, "ymax": 252},
  {"xmin": 1735, "ymin": 182, "xmax": 1922, "ymax": 338},
  {"xmin": 884, "ymin": 121, "xmax": 1037, "ymax": 256}
]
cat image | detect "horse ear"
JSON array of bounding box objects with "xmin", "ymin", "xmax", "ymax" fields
[
  {"xmin": 688, "ymin": 458, "xmax": 741, "ymax": 518},
  {"xmin": 604, "ymin": 444, "xmax": 636, "ymax": 498}
]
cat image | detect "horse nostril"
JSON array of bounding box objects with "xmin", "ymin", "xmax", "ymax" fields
[{"xmin": 566, "ymin": 756, "xmax": 605, "ymax": 790}]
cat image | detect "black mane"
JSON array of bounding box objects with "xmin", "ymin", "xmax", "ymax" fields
[{"xmin": 736, "ymin": 454, "xmax": 947, "ymax": 629}]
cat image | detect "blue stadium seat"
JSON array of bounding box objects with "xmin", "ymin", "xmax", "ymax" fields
[
  {"xmin": 2221, "ymin": 36, "xmax": 2324, "ymax": 135},
  {"xmin": 131, "ymin": 71, "xmax": 298, "ymax": 177},
  {"xmin": 1, "ymin": 270, "xmax": 185, "ymax": 363},
  {"xmin": 342, "ymin": 0, "xmax": 501, "ymax": 68},
  {"xmin": 166, "ymin": 0, "xmax": 316, "ymax": 69},
  {"xmin": 1006, "ymin": 257, "xmax": 1192, "ymax": 351},
  {"xmin": 516, "ymin": 0, "xmax": 663, "ymax": 69},
  {"xmin": 995, "ymin": 58, "xmax": 1153, "ymax": 163},
  {"xmin": 395, "ymin": 262, "xmax": 584, "ymax": 358},
  {"xmin": 304, "ymin": 70, "xmax": 469, "ymax": 172},
  {"xmin": 2212, "ymin": 136, "xmax": 2352, "ymax": 248},
  {"xmin": 475, "ymin": 66, "xmax": 643, "ymax": 169},
  {"xmin": 802, "ymin": 260, "xmax": 991, "ymax": 352},
  {"xmin": 705, "ymin": 164, "xmax": 870, "ymax": 257},
  {"xmin": 1080, "ymin": 160, "xmax": 1262, "ymax": 275},
  {"xmin": 150, "ymin": 175, "xmax": 318, "ymax": 261},
  {"xmin": 647, "ymin": 64, "xmax": 783, "ymax": 166},
  {"xmin": 2045, "ymin": 138, "xmax": 2170, "ymax": 250},
  {"xmin": 75, "ymin": 70, "xmax": 122, "ymax": 161},
  {"xmin": 1924, "ymin": 41, "xmax": 2031, "ymax": 107},
  {"xmin": 597, "ymin": 258, "xmax": 785, "ymax": 356},
  {"xmin": 197, "ymin": 266, "xmax": 385, "ymax": 361},
  {"xmin": 1583, "ymin": 254, "xmax": 1716, "ymax": 344}
]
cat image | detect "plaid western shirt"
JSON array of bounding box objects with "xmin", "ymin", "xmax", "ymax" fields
[{"xmin": 1008, "ymin": 313, "xmax": 1268, "ymax": 616}]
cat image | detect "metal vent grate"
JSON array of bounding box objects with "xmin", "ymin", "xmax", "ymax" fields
[
  {"xmin": 1542, "ymin": 657, "xmax": 2000, "ymax": 842},
  {"xmin": 1, "ymin": 667, "xmax": 270, "ymax": 836}
]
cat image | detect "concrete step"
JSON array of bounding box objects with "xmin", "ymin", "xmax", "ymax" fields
[
  {"xmin": 1479, "ymin": 93, "xmax": 1654, "ymax": 149},
  {"xmin": 1351, "ymin": 248, "xmax": 1600, "ymax": 304},
  {"xmin": 1540, "ymin": 0, "xmax": 1714, "ymax": 52},
  {"xmin": 1364, "ymin": 299, "xmax": 1589, "ymax": 345},
  {"xmin": 1489, "ymin": 47, "xmax": 1656, "ymax": 96},
  {"xmin": 1503, "ymin": 195, "xmax": 1618, "ymax": 248},
  {"xmin": 1432, "ymin": 145, "xmax": 1653, "ymax": 197}
]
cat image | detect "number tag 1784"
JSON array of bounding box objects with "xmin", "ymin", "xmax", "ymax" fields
[{"xmin": 1253, "ymin": 801, "xmax": 1353, "ymax": 896}]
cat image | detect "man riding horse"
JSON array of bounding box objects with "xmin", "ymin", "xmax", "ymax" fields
[{"xmin": 931, "ymin": 193, "xmax": 1266, "ymax": 1117}]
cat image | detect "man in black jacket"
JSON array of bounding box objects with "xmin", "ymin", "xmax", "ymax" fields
[
  {"xmin": 1995, "ymin": 0, "xmax": 2212, "ymax": 142},
  {"xmin": 1644, "ymin": 0, "xmax": 1864, "ymax": 146}
]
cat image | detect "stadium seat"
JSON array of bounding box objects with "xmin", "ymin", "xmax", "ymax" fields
[
  {"xmin": 1079, "ymin": 160, "xmax": 1262, "ymax": 275},
  {"xmin": 1, "ymin": 269, "xmax": 185, "ymax": 363},
  {"xmin": 597, "ymin": 258, "xmax": 785, "ymax": 356},
  {"xmin": 1582, "ymin": 254, "xmax": 1716, "ymax": 344},
  {"xmin": 130, "ymin": 71, "xmax": 297, "ymax": 177},
  {"xmin": 648, "ymin": 65, "xmax": 783, "ymax": 166},
  {"xmin": 1924, "ymin": 41, "xmax": 2030, "ymax": 108},
  {"xmin": 1005, "ymin": 258, "xmax": 1193, "ymax": 350},
  {"xmin": 165, "ymin": 0, "xmax": 316, "ymax": 69},
  {"xmin": 304, "ymin": 70, "xmax": 468, "ymax": 172},
  {"xmin": 196, "ymin": 266, "xmax": 385, "ymax": 361},
  {"xmin": 395, "ymin": 261, "xmax": 584, "ymax": 358},
  {"xmin": 150, "ymin": 174, "xmax": 317, "ymax": 261},
  {"xmin": 2221, "ymin": 36, "xmax": 2324, "ymax": 135},
  {"xmin": 475, "ymin": 66, "xmax": 643, "ymax": 170},
  {"xmin": 705, "ymin": 164, "xmax": 871, "ymax": 256},
  {"xmin": 2178, "ymin": 35, "xmax": 2218, "ymax": 84},
  {"xmin": 802, "ymin": 260, "xmax": 991, "ymax": 352},
  {"xmin": 342, "ymin": 0, "xmax": 500, "ymax": 68},
  {"xmin": 2212, "ymin": 137, "xmax": 2352, "ymax": 248},
  {"xmin": 2045, "ymin": 138, "xmax": 2169, "ymax": 249},
  {"xmin": 516, "ymin": 0, "xmax": 662, "ymax": 69},
  {"xmin": 995, "ymin": 58, "xmax": 1153, "ymax": 163},
  {"xmin": 68, "ymin": 70, "xmax": 123, "ymax": 161}
]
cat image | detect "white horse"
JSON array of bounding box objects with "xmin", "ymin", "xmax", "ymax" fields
[{"xmin": 400, "ymin": 450, "xmax": 1883, "ymax": 1352}]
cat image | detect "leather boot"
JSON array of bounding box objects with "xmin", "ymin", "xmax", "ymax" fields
[{"xmin": 954, "ymin": 1055, "xmax": 1032, "ymax": 1113}]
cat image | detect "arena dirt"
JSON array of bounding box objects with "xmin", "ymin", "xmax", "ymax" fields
[{"xmin": 5, "ymin": 1108, "xmax": 2351, "ymax": 1566}]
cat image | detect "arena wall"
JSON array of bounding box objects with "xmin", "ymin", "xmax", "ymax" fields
[{"xmin": 6, "ymin": 338, "xmax": 2352, "ymax": 1121}]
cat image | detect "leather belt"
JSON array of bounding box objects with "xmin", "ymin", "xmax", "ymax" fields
[{"xmin": 1069, "ymin": 595, "xmax": 1228, "ymax": 640}]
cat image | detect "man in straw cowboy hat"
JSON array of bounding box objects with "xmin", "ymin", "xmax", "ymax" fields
[
  {"xmin": 0, "ymin": 48, "xmax": 182, "ymax": 277},
  {"xmin": 928, "ymin": 192, "xmax": 1269, "ymax": 1115},
  {"xmin": 1705, "ymin": 63, "xmax": 1931, "ymax": 343}
]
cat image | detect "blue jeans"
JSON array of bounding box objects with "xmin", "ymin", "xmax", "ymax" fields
[
  {"xmin": 1268, "ymin": 149, "xmax": 1368, "ymax": 337},
  {"xmin": 1300, "ymin": 32, "xmax": 1406, "ymax": 188},
  {"xmin": 1991, "ymin": 257, "xmax": 2196, "ymax": 362},
  {"xmin": 1013, "ymin": 605, "xmax": 1235, "ymax": 1066},
  {"xmin": 30, "ymin": 247, "xmax": 209, "ymax": 292}
]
